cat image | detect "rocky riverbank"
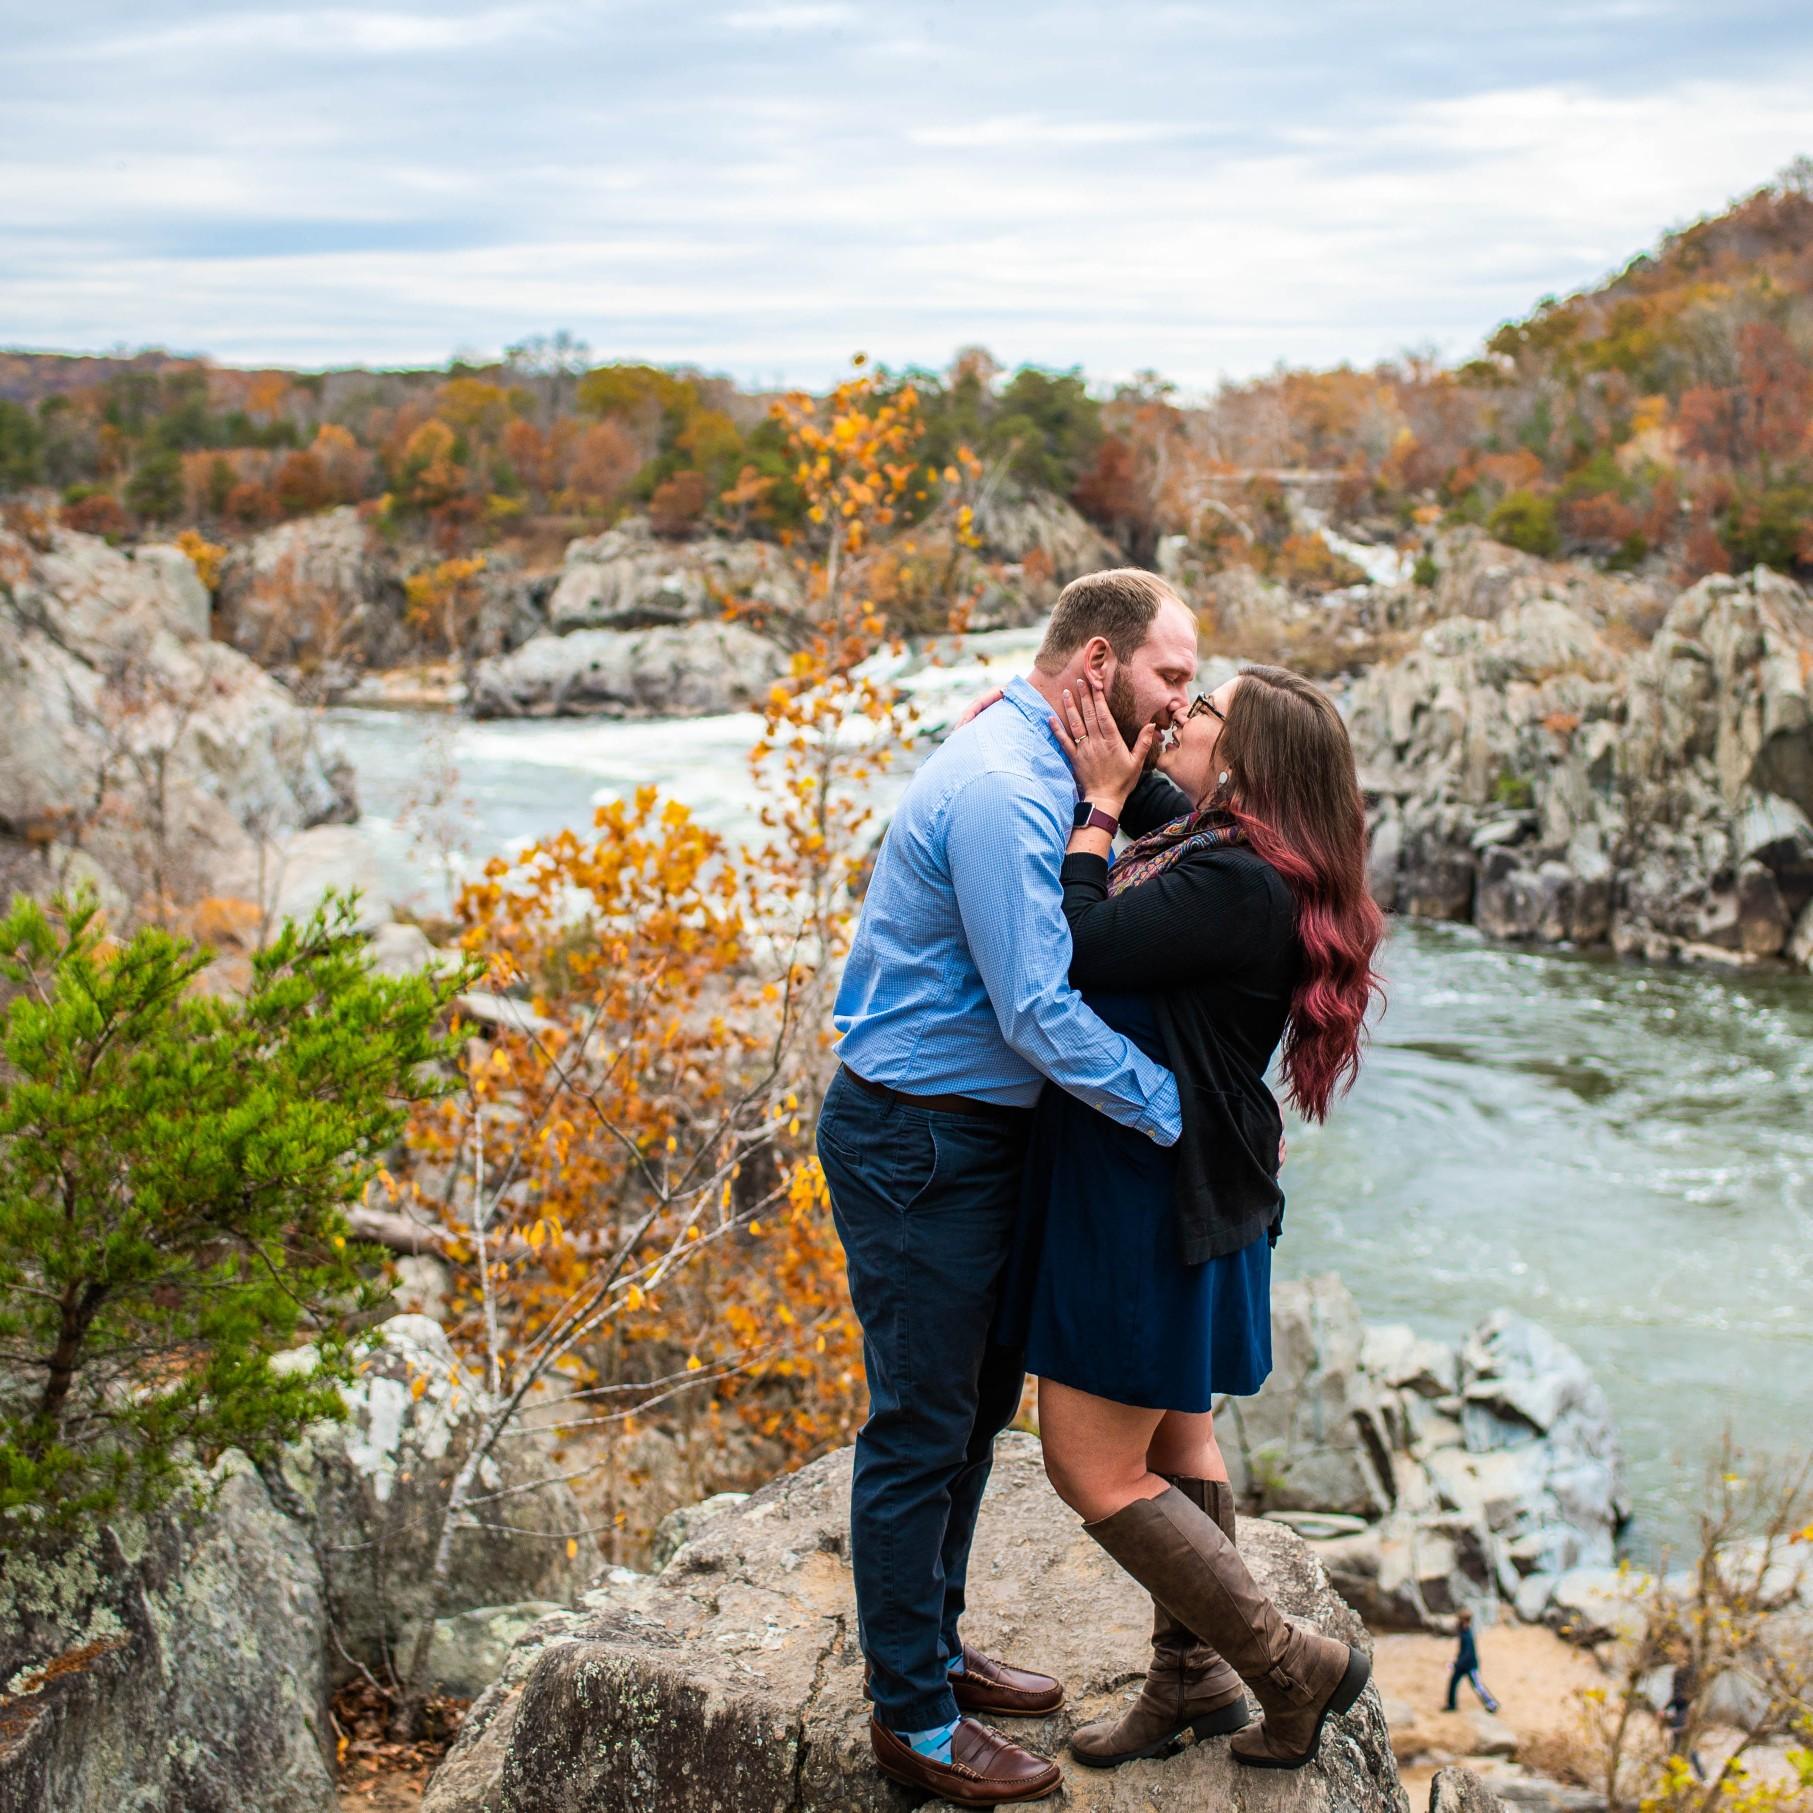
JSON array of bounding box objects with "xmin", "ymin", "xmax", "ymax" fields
[
  {"xmin": 1349, "ymin": 539, "xmax": 1813, "ymax": 970},
  {"xmin": 2, "ymin": 1292, "xmax": 1801, "ymax": 1813},
  {"xmin": 0, "ymin": 521, "xmax": 356, "ymax": 925},
  {"xmin": 1220, "ymin": 1276, "xmax": 1627, "ymax": 1634},
  {"xmin": 196, "ymin": 498, "xmax": 1813, "ymax": 973}
]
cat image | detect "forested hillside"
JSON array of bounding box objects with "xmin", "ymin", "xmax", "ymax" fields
[{"xmin": 2, "ymin": 165, "xmax": 1809, "ymax": 583}]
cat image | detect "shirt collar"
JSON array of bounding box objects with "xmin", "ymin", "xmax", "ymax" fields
[
  {"xmin": 1003, "ymin": 672, "xmax": 1059, "ymax": 736},
  {"xmin": 1003, "ymin": 673, "xmax": 1080, "ymax": 795}
]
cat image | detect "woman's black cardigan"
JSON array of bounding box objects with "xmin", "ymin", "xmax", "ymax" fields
[{"xmin": 1061, "ymin": 771, "xmax": 1301, "ymax": 1264}]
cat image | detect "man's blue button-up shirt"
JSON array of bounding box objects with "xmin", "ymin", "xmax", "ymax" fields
[{"xmin": 833, "ymin": 674, "xmax": 1182, "ymax": 1144}]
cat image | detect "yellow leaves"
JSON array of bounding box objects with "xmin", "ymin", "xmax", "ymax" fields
[
  {"xmin": 410, "ymin": 1373, "xmax": 429, "ymax": 1400},
  {"xmin": 566, "ymin": 1538, "xmax": 579, "ymax": 1560},
  {"xmin": 625, "ymin": 1284, "xmax": 645, "ymax": 1311},
  {"xmin": 174, "ymin": 528, "xmax": 226, "ymax": 591},
  {"xmin": 685, "ymin": 1354, "xmax": 703, "ymax": 1371}
]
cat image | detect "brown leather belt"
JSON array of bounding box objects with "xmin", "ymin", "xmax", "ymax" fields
[{"xmin": 841, "ymin": 1066, "xmax": 1029, "ymax": 1123}]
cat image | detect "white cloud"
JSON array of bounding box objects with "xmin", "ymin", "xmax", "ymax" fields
[
  {"xmin": 721, "ymin": 4, "xmax": 858, "ymax": 29},
  {"xmin": 908, "ymin": 115, "xmax": 1195, "ymax": 149},
  {"xmin": 4, "ymin": 3, "xmax": 1811, "ymax": 388}
]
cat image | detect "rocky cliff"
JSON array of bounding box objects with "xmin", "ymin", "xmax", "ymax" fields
[
  {"xmin": 0, "ymin": 523, "xmax": 354, "ymax": 922},
  {"xmin": 0, "ymin": 1317, "xmax": 590, "ymax": 1813},
  {"xmin": 1350, "ymin": 563, "xmax": 1813, "ymax": 967}
]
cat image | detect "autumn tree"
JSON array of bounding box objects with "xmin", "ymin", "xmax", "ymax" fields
[{"xmin": 366, "ymin": 361, "xmax": 989, "ymax": 1734}]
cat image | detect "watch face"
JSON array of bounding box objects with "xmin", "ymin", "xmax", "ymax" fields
[{"xmin": 1072, "ymin": 799, "xmax": 1094, "ymax": 829}]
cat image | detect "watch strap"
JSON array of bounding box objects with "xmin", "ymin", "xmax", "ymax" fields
[{"xmin": 1072, "ymin": 801, "xmax": 1120, "ymax": 837}]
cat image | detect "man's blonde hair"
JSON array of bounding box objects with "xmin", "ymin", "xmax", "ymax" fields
[{"xmin": 1035, "ymin": 567, "xmax": 1185, "ymax": 670}]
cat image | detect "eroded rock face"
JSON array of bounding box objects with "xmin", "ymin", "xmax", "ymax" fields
[
  {"xmin": 216, "ymin": 507, "xmax": 394, "ymax": 667},
  {"xmin": 421, "ymin": 1433, "xmax": 1408, "ymax": 1813},
  {"xmin": 1218, "ymin": 1279, "xmax": 1624, "ymax": 1631},
  {"xmin": 0, "ymin": 524, "xmax": 354, "ymax": 920},
  {"xmin": 0, "ymin": 1456, "xmax": 337, "ymax": 1813},
  {"xmin": 0, "ymin": 1315, "xmax": 603, "ymax": 1813},
  {"xmin": 547, "ymin": 523, "xmax": 803, "ymax": 634},
  {"xmin": 272, "ymin": 1315, "xmax": 592, "ymax": 1686},
  {"xmin": 1353, "ymin": 565, "xmax": 1813, "ymax": 965},
  {"xmin": 469, "ymin": 621, "xmax": 782, "ymax": 719},
  {"xmin": 215, "ymin": 509, "xmax": 535, "ymax": 684}
]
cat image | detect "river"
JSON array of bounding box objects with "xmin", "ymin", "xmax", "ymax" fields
[{"xmin": 324, "ymin": 654, "xmax": 1813, "ymax": 1559}]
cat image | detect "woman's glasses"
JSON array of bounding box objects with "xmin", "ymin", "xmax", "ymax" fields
[{"xmin": 1187, "ymin": 693, "xmax": 1225, "ymax": 723}]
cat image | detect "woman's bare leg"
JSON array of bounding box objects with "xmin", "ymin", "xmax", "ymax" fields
[
  {"xmin": 1144, "ymin": 1410, "xmax": 1229, "ymax": 1483},
  {"xmin": 1038, "ymin": 1377, "xmax": 1172, "ymax": 1524}
]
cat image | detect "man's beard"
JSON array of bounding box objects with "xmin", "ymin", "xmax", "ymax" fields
[{"xmin": 1106, "ymin": 669, "xmax": 1160, "ymax": 767}]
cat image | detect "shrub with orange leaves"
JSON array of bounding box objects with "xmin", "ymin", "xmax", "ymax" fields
[
  {"xmin": 402, "ymin": 554, "xmax": 489, "ymax": 661},
  {"xmin": 174, "ymin": 528, "xmax": 225, "ymax": 592},
  {"xmin": 391, "ymin": 362, "xmax": 991, "ymax": 1561}
]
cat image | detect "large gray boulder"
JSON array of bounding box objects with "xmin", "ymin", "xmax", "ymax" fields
[
  {"xmin": 1453, "ymin": 1313, "xmax": 1627, "ymax": 1578},
  {"xmin": 268, "ymin": 821, "xmax": 394, "ymax": 933},
  {"xmin": 0, "ymin": 524, "xmax": 354, "ymax": 920},
  {"xmin": 272, "ymin": 1315, "xmax": 593, "ymax": 1686},
  {"xmin": 421, "ymin": 1432, "xmax": 1407, "ymax": 1813},
  {"xmin": 547, "ymin": 521, "xmax": 803, "ymax": 633},
  {"xmin": 1353, "ymin": 564, "xmax": 1813, "ymax": 963},
  {"xmin": 0, "ymin": 1455, "xmax": 336, "ymax": 1813},
  {"xmin": 469, "ymin": 620, "xmax": 782, "ymax": 719},
  {"xmin": 1222, "ymin": 1280, "xmax": 1624, "ymax": 1629},
  {"xmin": 1218, "ymin": 1272, "xmax": 1399, "ymax": 1518}
]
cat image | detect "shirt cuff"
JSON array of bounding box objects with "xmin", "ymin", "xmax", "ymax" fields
[{"xmin": 1139, "ymin": 1071, "xmax": 1183, "ymax": 1147}]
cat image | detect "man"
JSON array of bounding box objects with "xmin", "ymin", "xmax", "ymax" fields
[
  {"xmin": 818, "ymin": 569, "xmax": 1199, "ymax": 1805},
  {"xmin": 1444, "ymin": 1609, "xmax": 1500, "ymax": 1715}
]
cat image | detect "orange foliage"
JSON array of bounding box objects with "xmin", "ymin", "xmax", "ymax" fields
[
  {"xmin": 562, "ymin": 419, "xmax": 639, "ymax": 512},
  {"xmin": 61, "ymin": 492, "xmax": 131, "ymax": 539},
  {"xmin": 399, "ymin": 361, "xmax": 989, "ymax": 1482},
  {"xmin": 273, "ymin": 450, "xmax": 333, "ymax": 516},
  {"xmin": 174, "ymin": 528, "xmax": 226, "ymax": 591},
  {"xmin": 402, "ymin": 554, "xmax": 489, "ymax": 658},
  {"xmin": 649, "ymin": 470, "xmax": 708, "ymax": 537}
]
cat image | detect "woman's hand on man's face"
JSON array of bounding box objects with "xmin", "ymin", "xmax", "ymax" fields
[{"xmin": 1049, "ymin": 673, "xmax": 1156, "ymax": 809}]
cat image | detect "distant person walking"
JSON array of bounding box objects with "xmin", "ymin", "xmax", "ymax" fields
[
  {"xmin": 1662, "ymin": 1656, "xmax": 1706, "ymax": 1781},
  {"xmin": 1444, "ymin": 1610, "xmax": 1499, "ymax": 1714}
]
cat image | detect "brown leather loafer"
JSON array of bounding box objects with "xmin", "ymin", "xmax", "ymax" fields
[
  {"xmin": 951, "ymin": 1644, "xmax": 1065, "ymax": 1717},
  {"xmin": 870, "ymin": 1717, "xmax": 1062, "ymax": 1807}
]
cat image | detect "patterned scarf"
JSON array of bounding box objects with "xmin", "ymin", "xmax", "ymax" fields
[{"xmin": 1107, "ymin": 804, "xmax": 1246, "ymax": 896}]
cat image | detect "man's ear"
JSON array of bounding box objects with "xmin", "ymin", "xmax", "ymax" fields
[{"xmin": 1083, "ymin": 636, "xmax": 1114, "ymax": 681}]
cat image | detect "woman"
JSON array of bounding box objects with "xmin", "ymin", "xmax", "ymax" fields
[{"xmin": 995, "ymin": 662, "xmax": 1385, "ymax": 1772}]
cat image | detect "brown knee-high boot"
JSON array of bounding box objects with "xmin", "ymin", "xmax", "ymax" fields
[
  {"xmin": 1083, "ymin": 1485, "xmax": 1371, "ymax": 1770},
  {"xmin": 1069, "ymin": 1478, "xmax": 1250, "ymax": 1767}
]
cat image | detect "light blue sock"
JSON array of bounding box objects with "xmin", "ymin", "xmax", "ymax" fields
[
  {"xmin": 896, "ymin": 1717, "xmax": 961, "ymax": 1764},
  {"xmin": 947, "ymin": 1651, "xmax": 967, "ymax": 1676}
]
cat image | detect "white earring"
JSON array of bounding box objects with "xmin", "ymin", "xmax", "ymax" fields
[{"xmin": 1218, "ymin": 770, "xmax": 1230, "ymax": 787}]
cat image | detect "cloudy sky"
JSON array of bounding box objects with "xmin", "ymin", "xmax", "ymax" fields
[{"xmin": 5, "ymin": 1, "xmax": 1811, "ymax": 391}]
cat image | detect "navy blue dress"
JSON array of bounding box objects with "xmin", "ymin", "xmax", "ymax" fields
[{"xmin": 996, "ymin": 988, "xmax": 1275, "ymax": 1413}]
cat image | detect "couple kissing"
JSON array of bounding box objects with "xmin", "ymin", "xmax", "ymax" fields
[{"xmin": 815, "ymin": 567, "xmax": 1386, "ymax": 1805}]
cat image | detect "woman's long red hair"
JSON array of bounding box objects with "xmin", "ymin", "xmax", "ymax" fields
[{"xmin": 1215, "ymin": 665, "xmax": 1385, "ymax": 1121}]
